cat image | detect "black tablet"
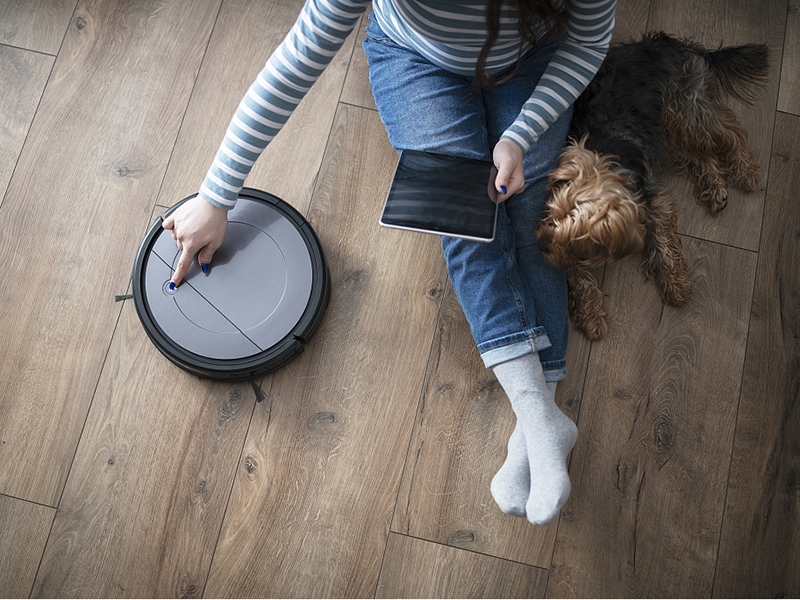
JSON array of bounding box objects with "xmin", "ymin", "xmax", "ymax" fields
[{"xmin": 379, "ymin": 149, "xmax": 499, "ymax": 243}]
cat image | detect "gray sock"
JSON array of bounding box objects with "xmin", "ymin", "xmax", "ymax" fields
[
  {"xmin": 490, "ymin": 423, "xmax": 529, "ymax": 517},
  {"xmin": 491, "ymin": 353, "xmax": 578, "ymax": 525}
]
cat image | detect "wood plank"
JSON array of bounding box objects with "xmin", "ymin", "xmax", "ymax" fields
[
  {"xmin": 340, "ymin": 13, "xmax": 377, "ymax": 111},
  {"xmin": 375, "ymin": 533, "xmax": 548, "ymax": 599},
  {"xmin": 558, "ymin": 316, "xmax": 596, "ymax": 428},
  {"xmin": 647, "ymin": 0, "xmax": 786, "ymax": 252},
  {"xmin": 0, "ymin": 495, "xmax": 54, "ymax": 598},
  {"xmin": 391, "ymin": 282, "xmax": 590, "ymax": 567},
  {"xmin": 713, "ymin": 111, "xmax": 800, "ymax": 599},
  {"xmin": 548, "ymin": 236, "xmax": 758, "ymax": 598},
  {"xmin": 0, "ymin": 0, "xmax": 221, "ymax": 506},
  {"xmin": 0, "ymin": 46, "xmax": 53, "ymax": 207},
  {"xmin": 0, "ymin": 0, "xmax": 76, "ymax": 55},
  {"xmin": 31, "ymin": 301, "xmax": 257, "ymax": 598},
  {"xmin": 156, "ymin": 0, "xmax": 360, "ymax": 216},
  {"xmin": 203, "ymin": 104, "xmax": 448, "ymax": 598},
  {"xmin": 611, "ymin": 0, "xmax": 652, "ymax": 41},
  {"xmin": 778, "ymin": 0, "xmax": 800, "ymax": 115}
]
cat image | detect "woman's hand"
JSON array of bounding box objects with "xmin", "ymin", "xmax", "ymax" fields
[
  {"xmin": 493, "ymin": 138, "xmax": 526, "ymax": 202},
  {"xmin": 162, "ymin": 194, "xmax": 228, "ymax": 287}
]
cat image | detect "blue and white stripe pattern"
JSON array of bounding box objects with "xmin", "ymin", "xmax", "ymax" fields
[
  {"xmin": 200, "ymin": 0, "xmax": 371, "ymax": 208},
  {"xmin": 372, "ymin": 0, "xmax": 532, "ymax": 74},
  {"xmin": 501, "ymin": 0, "xmax": 616, "ymax": 150},
  {"xmin": 200, "ymin": 0, "xmax": 616, "ymax": 209}
]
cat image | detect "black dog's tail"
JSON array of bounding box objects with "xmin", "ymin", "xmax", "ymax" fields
[{"xmin": 706, "ymin": 43, "xmax": 770, "ymax": 105}]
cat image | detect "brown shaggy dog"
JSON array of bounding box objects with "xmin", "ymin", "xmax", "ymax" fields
[{"xmin": 536, "ymin": 32, "xmax": 769, "ymax": 340}]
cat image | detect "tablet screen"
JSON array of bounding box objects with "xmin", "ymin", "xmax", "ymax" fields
[{"xmin": 379, "ymin": 150, "xmax": 499, "ymax": 242}]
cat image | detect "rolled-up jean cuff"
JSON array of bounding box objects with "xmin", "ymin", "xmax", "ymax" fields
[
  {"xmin": 479, "ymin": 329, "xmax": 567, "ymax": 382},
  {"xmin": 479, "ymin": 327, "xmax": 549, "ymax": 364},
  {"xmin": 540, "ymin": 362, "xmax": 567, "ymax": 382}
]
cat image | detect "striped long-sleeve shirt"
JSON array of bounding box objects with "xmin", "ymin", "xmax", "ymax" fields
[{"xmin": 200, "ymin": 0, "xmax": 616, "ymax": 209}]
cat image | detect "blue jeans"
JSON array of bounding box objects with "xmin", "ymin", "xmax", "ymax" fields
[{"xmin": 363, "ymin": 16, "xmax": 571, "ymax": 381}]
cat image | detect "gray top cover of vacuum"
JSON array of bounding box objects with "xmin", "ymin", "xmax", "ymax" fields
[{"xmin": 132, "ymin": 189, "xmax": 329, "ymax": 381}]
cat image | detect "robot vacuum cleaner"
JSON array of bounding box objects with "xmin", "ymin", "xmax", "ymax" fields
[{"xmin": 132, "ymin": 188, "xmax": 330, "ymax": 381}]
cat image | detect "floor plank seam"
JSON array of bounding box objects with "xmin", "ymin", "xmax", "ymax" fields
[
  {"xmin": 0, "ymin": 493, "xmax": 57, "ymax": 511},
  {"xmin": 152, "ymin": 1, "xmax": 226, "ymax": 212},
  {"xmin": 0, "ymin": 47, "xmax": 57, "ymax": 211},
  {"xmin": 297, "ymin": 30, "xmax": 367, "ymax": 224},
  {"xmin": 0, "ymin": 42, "xmax": 58, "ymax": 58},
  {"xmin": 401, "ymin": 531, "xmax": 551, "ymax": 572},
  {"xmin": 25, "ymin": 295, "xmax": 131, "ymax": 596},
  {"xmin": 27, "ymin": 511, "xmax": 57, "ymax": 600},
  {"xmin": 708, "ymin": 100, "xmax": 781, "ymax": 597},
  {"xmin": 200, "ymin": 384, "xmax": 262, "ymax": 599},
  {"xmin": 674, "ymin": 231, "xmax": 761, "ymax": 254},
  {"xmin": 373, "ymin": 282, "xmax": 449, "ymax": 597},
  {"xmin": 50, "ymin": 299, "xmax": 130, "ymax": 510},
  {"xmin": 339, "ymin": 99, "xmax": 379, "ymax": 112}
]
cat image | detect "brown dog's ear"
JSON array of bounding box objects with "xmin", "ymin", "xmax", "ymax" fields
[{"xmin": 547, "ymin": 134, "xmax": 594, "ymax": 189}]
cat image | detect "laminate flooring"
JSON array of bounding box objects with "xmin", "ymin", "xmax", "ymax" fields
[{"xmin": 0, "ymin": 0, "xmax": 797, "ymax": 597}]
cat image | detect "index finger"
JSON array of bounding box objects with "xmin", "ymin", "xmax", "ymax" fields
[{"xmin": 170, "ymin": 247, "xmax": 194, "ymax": 288}]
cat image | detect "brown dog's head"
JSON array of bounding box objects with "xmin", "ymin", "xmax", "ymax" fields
[{"xmin": 537, "ymin": 136, "xmax": 646, "ymax": 270}]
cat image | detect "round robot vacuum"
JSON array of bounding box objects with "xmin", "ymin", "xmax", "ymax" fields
[{"xmin": 132, "ymin": 188, "xmax": 330, "ymax": 381}]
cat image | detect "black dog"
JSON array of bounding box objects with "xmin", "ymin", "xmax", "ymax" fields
[{"xmin": 536, "ymin": 32, "xmax": 769, "ymax": 340}]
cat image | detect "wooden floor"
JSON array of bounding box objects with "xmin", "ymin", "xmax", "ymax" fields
[{"xmin": 0, "ymin": 0, "xmax": 798, "ymax": 597}]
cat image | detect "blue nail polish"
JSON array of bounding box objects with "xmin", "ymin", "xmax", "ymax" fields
[
  {"xmin": 201, "ymin": 263, "xmax": 209, "ymax": 274},
  {"xmin": 501, "ymin": 185, "xmax": 507, "ymax": 195},
  {"xmin": 169, "ymin": 281, "xmax": 176, "ymax": 290}
]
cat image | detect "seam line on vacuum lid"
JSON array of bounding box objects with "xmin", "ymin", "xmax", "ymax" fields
[{"xmin": 150, "ymin": 251, "xmax": 266, "ymax": 352}]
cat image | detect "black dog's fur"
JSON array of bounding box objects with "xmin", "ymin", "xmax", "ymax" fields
[
  {"xmin": 572, "ymin": 32, "xmax": 769, "ymax": 214},
  {"xmin": 536, "ymin": 32, "xmax": 769, "ymax": 340}
]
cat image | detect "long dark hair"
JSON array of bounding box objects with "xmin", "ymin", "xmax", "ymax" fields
[{"xmin": 475, "ymin": 0, "xmax": 567, "ymax": 87}]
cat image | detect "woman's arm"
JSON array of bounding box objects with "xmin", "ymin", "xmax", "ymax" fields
[
  {"xmin": 165, "ymin": 0, "xmax": 370, "ymax": 286},
  {"xmin": 502, "ymin": 0, "xmax": 616, "ymax": 151},
  {"xmin": 201, "ymin": 0, "xmax": 372, "ymax": 209},
  {"xmin": 493, "ymin": 0, "xmax": 615, "ymax": 199}
]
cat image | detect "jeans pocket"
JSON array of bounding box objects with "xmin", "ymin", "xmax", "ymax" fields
[
  {"xmin": 364, "ymin": 15, "xmax": 393, "ymax": 44},
  {"xmin": 365, "ymin": 32, "xmax": 392, "ymax": 44}
]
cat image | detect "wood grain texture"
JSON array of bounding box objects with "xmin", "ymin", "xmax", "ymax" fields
[
  {"xmin": 0, "ymin": 1, "xmax": 797, "ymax": 597},
  {"xmin": 340, "ymin": 13, "xmax": 377, "ymax": 111},
  {"xmin": 156, "ymin": 0, "xmax": 361, "ymax": 216},
  {"xmin": 375, "ymin": 533, "xmax": 548, "ymax": 599},
  {"xmin": 0, "ymin": 0, "xmax": 76, "ymax": 55},
  {"xmin": 778, "ymin": 0, "xmax": 800, "ymax": 115},
  {"xmin": 559, "ymin": 269, "xmax": 603, "ymax": 417},
  {"xmin": 0, "ymin": 0, "xmax": 221, "ymax": 507},
  {"xmin": 647, "ymin": 0, "xmax": 786, "ymax": 252},
  {"xmin": 713, "ymin": 111, "xmax": 800, "ymax": 599},
  {"xmin": 392, "ymin": 284, "xmax": 567, "ymax": 567},
  {"xmin": 31, "ymin": 302, "xmax": 256, "ymax": 598},
  {"xmin": 203, "ymin": 104, "xmax": 448, "ymax": 598},
  {"xmin": 0, "ymin": 495, "xmax": 54, "ymax": 598},
  {"xmin": 611, "ymin": 0, "xmax": 653, "ymax": 41},
  {"xmin": 0, "ymin": 46, "xmax": 53, "ymax": 207},
  {"xmin": 548, "ymin": 237, "xmax": 758, "ymax": 598}
]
